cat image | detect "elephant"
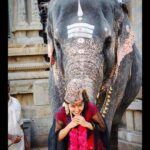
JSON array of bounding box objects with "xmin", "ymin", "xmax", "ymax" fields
[{"xmin": 47, "ymin": 0, "xmax": 142, "ymax": 149}]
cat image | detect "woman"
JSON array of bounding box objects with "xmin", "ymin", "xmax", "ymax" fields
[{"xmin": 48, "ymin": 88, "xmax": 109, "ymax": 150}]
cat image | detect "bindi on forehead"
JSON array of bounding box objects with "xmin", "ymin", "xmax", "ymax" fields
[{"xmin": 75, "ymin": 99, "xmax": 83, "ymax": 103}]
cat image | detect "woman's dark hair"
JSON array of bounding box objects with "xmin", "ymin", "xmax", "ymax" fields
[
  {"xmin": 82, "ymin": 90, "xmax": 89, "ymax": 103},
  {"xmin": 82, "ymin": 90, "xmax": 89, "ymax": 116}
]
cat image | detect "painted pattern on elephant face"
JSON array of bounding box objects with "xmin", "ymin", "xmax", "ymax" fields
[
  {"xmin": 67, "ymin": 23, "xmax": 94, "ymax": 39},
  {"xmin": 67, "ymin": 0, "xmax": 95, "ymax": 39},
  {"xmin": 62, "ymin": 38, "xmax": 104, "ymax": 102}
]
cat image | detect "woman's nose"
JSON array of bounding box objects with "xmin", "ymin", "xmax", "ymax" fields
[{"xmin": 74, "ymin": 107, "xmax": 80, "ymax": 113}]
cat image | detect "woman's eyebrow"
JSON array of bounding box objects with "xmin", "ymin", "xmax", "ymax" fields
[{"xmin": 77, "ymin": 102, "xmax": 83, "ymax": 105}]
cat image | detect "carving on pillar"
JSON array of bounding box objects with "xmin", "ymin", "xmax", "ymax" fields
[
  {"xmin": 8, "ymin": 62, "xmax": 50, "ymax": 71},
  {"xmin": 27, "ymin": 0, "xmax": 43, "ymax": 29},
  {"xmin": 12, "ymin": 0, "xmax": 42, "ymax": 31},
  {"xmin": 12, "ymin": 0, "xmax": 28, "ymax": 31},
  {"xmin": 9, "ymin": 0, "xmax": 43, "ymax": 46}
]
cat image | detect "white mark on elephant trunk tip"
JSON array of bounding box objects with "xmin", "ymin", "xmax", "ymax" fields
[
  {"xmin": 78, "ymin": 0, "xmax": 83, "ymax": 21},
  {"xmin": 104, "ymin": 27, "xmax": 111, "ymax": 36}
]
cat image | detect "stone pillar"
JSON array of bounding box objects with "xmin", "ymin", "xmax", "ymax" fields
[
  {"xmin": 27, "ymin": 0, "xmax": 42, "ymax": 27},
  {"xmin": 129, "ymin": 0, "xmax": 142, "ymax": 52},
  {"xmin": 8, "ymin": 1, "xmax": 50, "ymax": 147},
  {"xmin": 9, "ymin": 0, "xmax": 43, "ymax": 46},
  {"xmin": 12, "ymin": 0, "xmax": 28, "ymax": 31}
]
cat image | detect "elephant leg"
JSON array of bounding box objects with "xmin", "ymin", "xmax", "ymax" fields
[
  {"xmin": 109, "ymin": 44, "xmax": 142, "ymax": 150},
  {"xmin": 110, "ymin": 123, "xmax": 119, "ymax": 150}
]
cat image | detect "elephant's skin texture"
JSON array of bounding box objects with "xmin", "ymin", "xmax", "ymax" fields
[{"xmin": 47, "ymin": 0, "xmax": 142, "ymax": 149}]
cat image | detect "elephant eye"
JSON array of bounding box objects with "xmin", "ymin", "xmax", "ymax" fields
[
  {"xmin": 103, "ymin": 36, "xmax": 112, "ymax": 50},
  {"xmin": 55, "ymin": 39, "xmax": 61, "ymax": 49}
]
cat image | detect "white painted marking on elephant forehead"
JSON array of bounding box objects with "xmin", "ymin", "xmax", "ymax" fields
[
  {"xmin": 118, "ymin": 0, "xmax": 123, "ymax": 3},
  {"xmin": 104, "ymin": 27, "xmax": 108, "ymax": 32},
  {"xmin": 68, "ymin": 27, "xmax": 93, "ymax": 34},
  {"xmin": 78, "ymin": 0, "xmax": 83, "ymax": 17},
  {"xmin": 78, "ymin": 17, "xmax": 83, "ymax": 21},
  {"xmin": 55, "ymin": 28, "xmax": 58, "ymax": 32},
  {"xmin": 77, "ymin": 38, "xmax": 85, "ymax": 43},
  {"xmin": 67, "ymin": 23, "xmax": 94, "ymax": 39},
  {"xmin": 126, "ymin": 25, "xmax": 130, "ymax": 32},
  {"xmin": 67, "ymin": 23, "xmax": 94, "ymax": 30},
  {"xmin": 104, "ymin": 27, "xmax": 111, "ymax": 36},
  {"xmin": 68, "ymin": 32, "xmax": 92, "ymax": 38}
]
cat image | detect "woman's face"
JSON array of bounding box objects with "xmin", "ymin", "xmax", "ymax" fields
[{"xmin": 68, "ymin": 99, "xmax": 84, "ymax": 116}]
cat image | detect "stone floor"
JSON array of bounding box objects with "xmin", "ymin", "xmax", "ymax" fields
[{"xmin": 31, "ymin": 147, "xmax": 48, "ymax": 150}]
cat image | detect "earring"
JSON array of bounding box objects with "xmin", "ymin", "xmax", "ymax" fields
[{"xmin": 62, "ymin": 102, "xmax": 69, "ymax": 115}]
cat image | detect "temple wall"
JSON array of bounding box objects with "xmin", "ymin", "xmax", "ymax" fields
[
  {"xmin": 8, "ymin": 0, "xmax": 51, "ymax": 147},
  {"xmin": 118, "ymin": 1, "xmax": 142, "ymax": 149}
]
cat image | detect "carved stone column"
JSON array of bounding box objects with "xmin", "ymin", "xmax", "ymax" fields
[
  {"xmin": 129, "ymin": 0, "xmax": 142, "ymax": 52},
  {"xmin": 8, "ymin": 1, "xmax": 50, "ymax": 147},
  {"xmin": 9, "ymin": 0, "xmax": 43, "ymax": 46},
  {"xmin": 12, "ymin": 0, "xmax": 28, "ymax": 31}
]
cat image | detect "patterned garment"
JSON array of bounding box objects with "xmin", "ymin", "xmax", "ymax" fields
[{"xmin": 53, "ymin": 102, "xmax": 106, "ymax": 150}]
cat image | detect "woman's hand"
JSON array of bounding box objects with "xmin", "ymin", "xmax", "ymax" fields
[
  {"xmin": 73, "ymin": 116, "xmax": 94, "ymax": 130},
  {"xmin": 68, "ymin": 118, "xmax": 79, "ymax": 130},
  {"xmin": 9, "ymin": 135, "xmax": 22, "ymax": 144},
  {"xmin": 58, "ymin": 119, "xmax": 79, "ymax": 141},
  {"xmin": 73, "ymin": 116, "xmax": 87, "ymax": 127}
]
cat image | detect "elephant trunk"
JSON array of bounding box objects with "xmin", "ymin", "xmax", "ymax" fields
[{"xmin": 62, "ymin": 38, "xmax": 104, "ymax": 103}]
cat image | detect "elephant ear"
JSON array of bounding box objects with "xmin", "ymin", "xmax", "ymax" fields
[
  {"xmin": 47, "ymin": 12, "xmax": 64, "ymax": 75},
  {"xmin": 97, "ymin": 0, "xmax": 134, "ymax": 111},
  {"xmin": 117, "ymin": 0, "xmax": 130, "ymax": 14},
  {"xmin": 47, "ymin": 1, "xmax": 64, "ymax": 74},
  {"xmin": 115, "ymin": 0, "xmax": 134, "ymax": 69},
  {"xmin": 47, "ymin": 18, "xmax": 56, "ymax": 67}
]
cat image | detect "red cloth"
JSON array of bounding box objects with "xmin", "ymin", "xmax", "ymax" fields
[
  {"xmin": 87, "ymin": 131, "xmax": 94, "ymax": 150},
  {"xmin": 55, "ymin": 102, "xmax": 105, "ymax": 150}
]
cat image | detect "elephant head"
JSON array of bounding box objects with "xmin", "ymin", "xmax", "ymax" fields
[{"xmin": 47, "ymin": 0, "xmax": 142, "ymax": 149}]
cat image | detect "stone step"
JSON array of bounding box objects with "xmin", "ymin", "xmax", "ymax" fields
[
  {"xmin": 118, "ymin": 140, "xmax": 142, "ymax": 150},
  {"xmin": 8, "ymin": 62, "xmax": 50, "ymax": 71},
  {"xmin": 8, "ymin": 46, "xmax": 47, "ymax": 56},
  {"xmin": 31, "ymin": 147, "xmax": 48, "ymax": 150},
  {"xmin": 118, "ymin": 128, "xmax": 142, "ymax": 144}
]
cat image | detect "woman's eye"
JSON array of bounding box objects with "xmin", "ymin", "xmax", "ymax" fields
[
  {"xmin": 78, "ymin": 103, "xmax": 84, "ymax": 107},
  {"xmin": 71, "ymin": 105, "xmax": 75, "ymax": 108}
]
